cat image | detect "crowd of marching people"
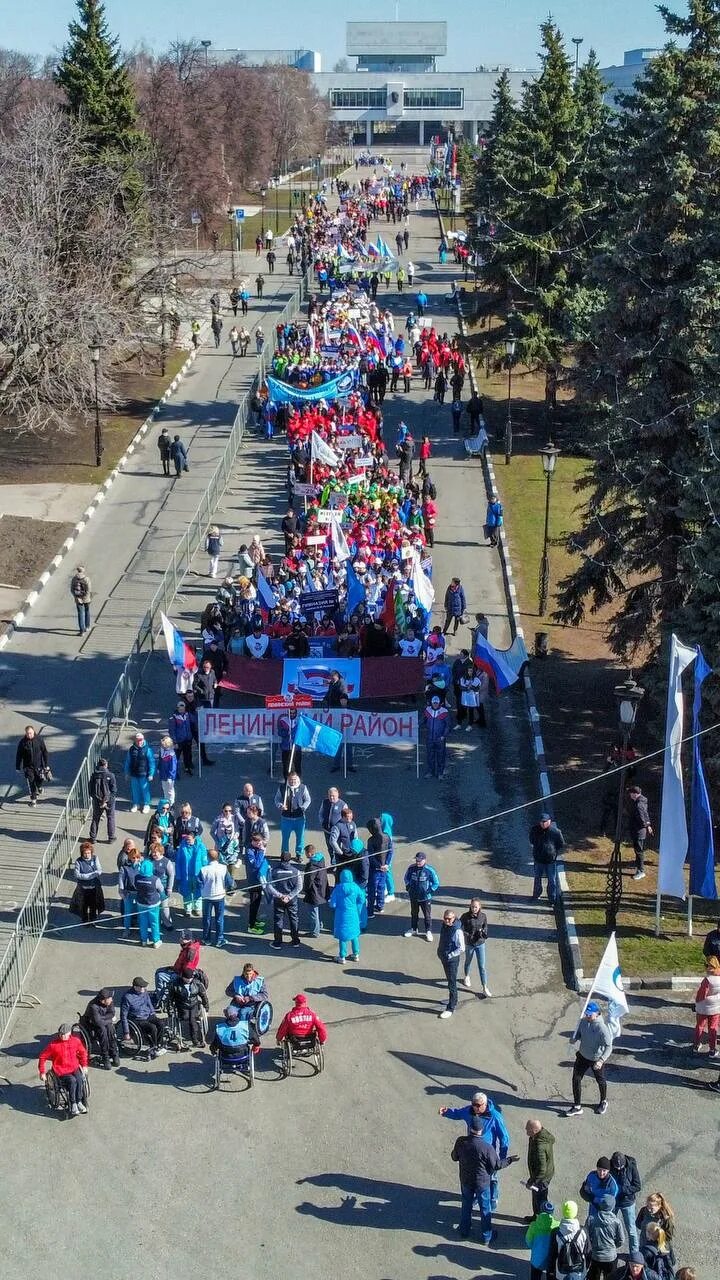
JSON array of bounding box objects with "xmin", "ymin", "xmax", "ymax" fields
[{"xmin": 28, "ymin": 159, "xmax": 704, "ymax": 1277}]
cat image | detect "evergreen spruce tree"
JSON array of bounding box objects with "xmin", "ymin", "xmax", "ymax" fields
[
  {"xmin": 56, "ymin": 0, "xmax": 146, "ymax": 196},
  {"xmin": 473, "ymin": 69, "xmax": 518, "ymax": 224},
  {"xmin": 555, "ymin": 1, "xmax": 720, "ymax": 683}
]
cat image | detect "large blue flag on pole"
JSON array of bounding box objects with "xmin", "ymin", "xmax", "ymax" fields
[
  {"xmin": 345, "ymin": 561, "xmax": 366, "ymax": 617},
  {"xmin": 293, "ymin": 713, "xmax": 343, "ymax": 757},
  {"xmin": 688, "ymin": 646, "xmax": 717, "ymax": 898}
]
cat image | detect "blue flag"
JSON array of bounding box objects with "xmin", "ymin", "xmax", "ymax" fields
[
  {"xmin": 688, "ymin": 646, "xmax": 716, "ymax": 898},
  {"xmin": 256, "ymin": 568, "xmax": 276, "ymax": 612},
  {"xmin": 345, "ymin": 561, "xmax": 366, "ymax": 618},
  {"xmin": 293, "ymin": 713, "xmax": 343, "ymax": 758}
]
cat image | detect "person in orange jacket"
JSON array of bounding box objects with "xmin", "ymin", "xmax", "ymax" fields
[
  {"xmin": 38, "ymin": 1024, "xmax": 89, "ymax": 1116},
  {"xmin": 275, "ymin": 993, "xmax": 328, "ymax": 1045}
]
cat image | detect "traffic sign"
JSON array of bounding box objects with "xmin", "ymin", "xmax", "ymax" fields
[
  {"xmin": 190, "ymin": 211, "xmax": 202, "ymax": 225},
  {"xmin": 264, "ymin": 694, "xmax": 313, "ymax": 709},
  {"xmin": 234, "ymin": 208, "xmax": 245, "ymax": 221}
]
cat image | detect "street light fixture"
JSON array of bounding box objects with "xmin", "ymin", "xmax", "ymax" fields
[
  {"xmin": 200, "ymin": 39, "xmax": 212, "ymax": 67},
  {"xmin": 88, "ymin": 336, "xmax": 103, "ymax": 467},
  {"xmin": 538, "ymin": 441, "xmax": 560, "ymax": 615},
  {"xmin": 504, "ymin": 335, "xmax": 516, "ymax": 465},
  {"xmin": 605, "ymin": 677, "xmax": 645, "ymax": 932},
  {"xmin": 572, "ymin": 36, "xmax": 584, "ymax": 77}
]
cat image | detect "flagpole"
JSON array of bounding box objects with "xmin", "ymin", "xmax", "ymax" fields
[
  {"xmin": 687, "ymin": 894, "xmax": 693, "ymax": 937},
  {"xmin": 655, "ymin": 887, "xmax": 662, "ymax": 937}
]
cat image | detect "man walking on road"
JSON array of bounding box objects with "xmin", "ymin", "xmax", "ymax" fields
[
  {"xmin": 157, "ymin": 427, "xmax": 172, "ymax": 476},
  {"xmin": 404, "ymin": 851, "xmax": 440, "ymax": 941},
  {"xmin": 170, "ymin": 435, "xmax": 188, "ymax": 476},
  {"xmin": 15, "ymin": 725, "xmax": 49, "ymax": 807},
  {"xmin": 211, "ymin": 313, "xmax": 223, "ymax": 348},
  {"xmin": 88, "ymin": 757, "xmax": 117, "ymax": 841},
  {"xmin": 529, "ymin": 814, "xmax": 565, "ymax": 904},
  {"xmin": 443, "ymin": 577, "xmax": 466, "ymax": 636},
  {"xmin": 268, "ymin": 849, "xmax": 302, "ymax": 949},
  {"xmin": 525, "ymin": 1118, "xmax": 555, "ymax": 1218},
  {"xmin": 567, "ymin": 1001, "xmax": 613, "ymax": 1117},
  {"xmin": 626, "ymin": 784, "xmax": 652, "ymax": 881},
  {"xmin": 70, "ymin": 565, "xmax": 92, "ymax": 635}
]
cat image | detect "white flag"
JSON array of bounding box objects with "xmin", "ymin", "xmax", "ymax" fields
[
  {"xmin": 310, "ymin": 430, "xmax": 339, "ymax": 467},
  {"xmin": 587, "ymin": 932, "xmax": 628, "ymax": 1015},
  {"xmin": 331, "ymin": 518, "xmax": 351, "ymax": 562},
  {"xmin": 410, "ymin": 547, "xmax": 435, "ymax": 612},
  {"xmin": 658, "ymin": 634, "xmax": 697, "ymax": 898}
]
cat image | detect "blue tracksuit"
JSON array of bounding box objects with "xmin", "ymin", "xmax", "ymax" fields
[{"xmin": 442, "ymin": 1098, "xmax": 510, "ymax": 1209}]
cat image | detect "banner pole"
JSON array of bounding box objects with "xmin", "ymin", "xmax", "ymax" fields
[
  {"xmin": 654, "ymin": 888, "xmax": 662, "ymax": 937},
  {"xmin": 269, "ymin": 737, "xmax": 273, "ymax": 779},
  {"xmin": 343, "ymin": 736, "xmax": 347, "ymax": 780},
  {"xmin": 687, "ymin": 894, "xmax": 693, "ymax": 938},
  {"xmin": 198, "ymin": 729, "xmax": 203, "ymax": 780},
  {"xmin": 416, "ymin": 738, "xmax": 420, "ymax": 780}
]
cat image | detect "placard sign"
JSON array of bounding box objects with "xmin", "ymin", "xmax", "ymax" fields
[
  {"xmin": 317, "ymin": 509, "xmax": 343, "ymax": 524},
  {"xmin": 299, "ymin": 589, "xmax": 339, "ymax": 614},
  {"xmin": 336, "ymin": 434, "xmax": 363, "ymax": 450},
  {"xmin": 199, "ymin": 707, "xmax": 418, "ymax": 745}
]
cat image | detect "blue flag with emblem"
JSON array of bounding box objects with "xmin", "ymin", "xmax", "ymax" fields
[
  {"xmin": 345, "ymin": 560, "xmax": 366, "ymax": 617},
  {"xmin": 293, "ymin": 713, "xmax": 343, "ymax": 757}
]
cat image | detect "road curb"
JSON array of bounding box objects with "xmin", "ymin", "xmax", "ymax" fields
[
  {"xmin": 0, "ymin": 331, "xmax": 208, "ymax": 653},
  {"xmin": 455, "ymin": 289, "xmax": 586, "ymax": 990}
]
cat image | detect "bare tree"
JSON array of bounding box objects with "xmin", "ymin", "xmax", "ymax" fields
[{"xmin": 0, "ymin": 106, "xmax": 147, "ymax": 434}]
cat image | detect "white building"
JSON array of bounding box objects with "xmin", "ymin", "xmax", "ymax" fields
[
  {"xmin": 599, "ymin": 48, "xmax": 660, "ymax": 102},
  {"xmin": 311, "ymin": 22, "xmax": 532, "ymax": 147}
]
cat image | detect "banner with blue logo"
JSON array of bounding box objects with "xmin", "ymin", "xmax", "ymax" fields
[
  {"xmin": 282, "ymin": 658, "xmax": 361, "ymax": 701},
  {"xmin": 266, "ymin": 370, "xmax": 357, "ymax": 405}
]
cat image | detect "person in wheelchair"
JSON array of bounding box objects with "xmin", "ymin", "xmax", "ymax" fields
[
  {"xmin": 210, "ymin": 1006, "xmax": 259, "ymax": 1064},
  {"xmin": 275, "ymin": 993, "xmax": 327, "ymax": 1049},
  {"xmin": 172, "ymin": 930, "xmax": 203, "ymax": 976},
  {"xmin": 120, "ymin": 976, "xmax": 166, "ymax": 1058},
  {"xmin": 225, "ymin": 962, "xmax": 269, "ymax": 1019},
  {"xmin": 82, "ymin": 988, "xmax": 120, "ymax": 1069},
  {"xmin": 169, "ymin": 967, "xmax": 209, "ymax": 1047},
  {"xmin": 38, "ymin": 1024, "xmax": 89, "ymax": 1117}
]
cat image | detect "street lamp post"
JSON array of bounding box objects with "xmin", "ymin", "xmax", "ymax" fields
[
  {"xmin": 260, "ymin": 186, "xmax": 267, "ymax": 240},
  {"xmin": 605, "ymin": 677, "xmax": 645, "ymax": 932},
  {"xmin": 200, "ymin": 39, "xmax": 211, "ymax": 66},
  {"xmin": 88, "ymin": 337, "xmax": 103, "ymax": 467},
  {"xmin": 572, "ymin": 36, "xmax": 584, "ymax": 77},
  {"xmin": 504, "ymin": 336, "xmax": 516, "ymax": 465},
  {"xmin": 538, "ymin": 441, "xmax": 560, "ymax": 615}
]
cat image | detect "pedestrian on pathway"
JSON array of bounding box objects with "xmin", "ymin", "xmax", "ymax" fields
[
  {"xmin": 434, "ymin": 369, "xmax": 448, "ymax": 404},
  {"xmin": 404, "ymin": 851, "xmax": 440, "ymax": 940},
  {"xmin": 467, "ymin": 390, "xmax": 484, "ymax": 430},
  {"xmin": 157, "ymin": 427, "xmax": 172, "ymax": 476},
  {"xmin": 72, "ymin": 840, "xmax": 104, "ymax": 925},
  {"xmin": 443, "ymin": 577, "xmax": 466, "ymax": 635},
  {"xmin": 626, "ymin": 784, "xmax": 653, "ymax": 881},
  {"xmin": 529, "ymin": 813, "xmax": 565, "ymax": 903},
  {"xmin": 255, "ymin": 325, "xmax": 265, "ymax": 354},
  {"xmin": 451, "ymin": 1118, "xmax": 515, "ymax": 1244},
  {"xmin": 175, "ymin": 830, "xmax": 208, "ymax": 918},
  {"xmin": 205, "ymin": 526, "xmax": 223, "ymax": 578},
  {"xmin": 396, "ymin": 265, "xmax": 406, "ymax": 292},
  {"xmin": 437, "ymin": 908, "xmax": 465, "ymax": 1018},
  {"xmin": 240, "ymin": 287, "xmax": 250, "ymax": 315},
  {"xmin": 567, "ymin": 1001, "xmax": 613, "ymax": 1116},
  {"xmin": 244, "ymin": 831, "xmax": 270, "ymax": 934},
  {"xmin": 15, "ymin": 725, "xmax": 49, "ymax": 807},
  {"xmin": 198, "ymin": 847, "xmax": 232, "ymax": 947},
  {"xmin": 124, "ymin": 730, "xmax": 155, "ymax": 813},
  {"xmin": 418, "ymin": 434, "xmax": 431, "ymax": 476},
  {"xmin": 525, "ymin": 1119, "xmax": 555, "ymax": 1218},
  {"xmin": 416, "ymin": 288, "xmax": 428, "ymax": 317},
  {"xmin": 134, "ymin": 852, "xmax": 164, "ymax": 947},
  {"xmin": 191, "ymin": 318, "xmax": 201, "ymax": 348},
  {"xmin": 403, "ymin": 227, "xmax": 410, "ymax": 250},
  {"xmin": 460, "ymin": 664, "xmax": 488, "ymax": 730},
  {"xmin": 640, "ymin": 1223, "xmax": 676, "ymax": 1280},
  {"xmin": 229, "ymin": 286, "xmax": 240, "ymax": 316},
  {"xmin": 302, "ymin": 844, "xmax": 328, "ymax": 938},
  {"xmin": 157, "ymin": 736, "xmax": 178, "ymax": 806},
  {"xmin": 424, "ymin": 694, "xmax": 450, "ymax": 778},
  {"xmin": 168, "ymin": 701, "xmax": 194, "ymax": 776},
  {"xmin": 238, "ymin": 325, "xmax": 250, "ymax": 355},
  {"xmin": 318, "ymin": 786, "xmax": 344, "ymax": 855},
  {"xmin": 211, "ymin": 313, "xmax": 223, "ymax": 348},
  {"xmin": 275, "ymin": 770, "xmax": 311, "ymax": 857},
  {"xmin": 692, "ymin": 955, "xmax": 720, "ymax": 1056},
  {"xmin": 407, "ymin": 261, "xmax": 415, "ymax": 285},
  {"xmin": 88, "ymin": 757, "xmax": 117, "ymax": 842},
  {"xmin": 615, "ymin": 1251, "xmax": 659, "ymax": 1280},
  {"xmin": 526, "ymin": 1202, "xmax": 559, "ymax": 1280},
  {"xmin": 329, "ymin": 866, "xmax": 365, "ymax": 964},
  {"xmin": 256, "ymin": 273, "xmax": 265, "ymax": 298},
  {"xmin": 70, "ymin": 565, "xmax": 92, "ymax": 635},
  {"xmin": 229, "ymin": 325, "xmax": 239, "ymax": 356},
  {"xmin": 461, "ymin": 897, "xmax": 491, "ymax": 996},
  {"xmin": 402, "ymin": 357, "xmax": 413, "ymax": 391},
  {"xmin": 636, "ymin": 1193, "xmax": 675, "ymax": 1247},
  {"xmin": 268, "ymin": 849, "xmax": 302, "ymax": 948},
  {"xmin": 610, "ymin": 1151, "xmax": 643, "ymax": 1253},
  {"xmin": 485, "ymin": 491, "xmax": 504, "ymax": 546},
  {"xmin": 548, "ymin": 1202, "xmax": 591, "ymax": 1279},
  {"xmin": 451, "ymin": 396, "xmax": 464, "ymax": 433},
  {"xmin": 580, "ymin": 1158, "xmax": 620, "ymax": 1215},
  {"xmin": 170, "ymin": 434, "xmax": 188, "ymax": 476},
  {"xmin": 255, "ymin": 235, "xmax": 262, "ymax": 256}
]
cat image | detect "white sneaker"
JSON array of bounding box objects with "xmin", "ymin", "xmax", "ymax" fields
[
  {"xmin": 141, "ymin": 806, "xmax": 150, "ymax": 815},
  {"xmin": 130, "ymin": 805, "xmax": 138, "ymax": 813},
  {"xmin": 463, "ymin": 976, "xmax": 472, "ymax": 988},
  {"xmin": 69, "ymin": 1103, "xmax": 79, "ymax": 1116},
  {"xmin": 483, "ymin": 986, "xmax": 493, "ymax": 998},
  {"xmin": 77, "ymin": 1101, "xmax": 88, "ymax": 1114},
  {"xmin": 439, "ymin": 1009, "xmax": 453, "ymax": 1019},
  {"xmin": 425, "ymin": 930, "xmax": 433, "ymax": 942},
  {"xmin": 404, "ymin": 929, "xmax": 417, "ymax": 938},
  {"xmin": 385, "ymin": 895, "xmax": 396, "ymax": 903},
  {"xmin": 154, "ymin": 1047, "xmax": 168, "ymax": 1057},
  {"xmin": 632, "ymin": 871, "xmax": 646, "ymax": 881},
  {"xmin": 152, "ymin": 940, "xmax": 162, "ymax": 948}
]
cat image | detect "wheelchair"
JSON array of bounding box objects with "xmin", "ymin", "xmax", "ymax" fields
[
  {"xmin": 74, "ymin": 1014, "xmax": 119, "ymax": 1065},
  {"xmin": 166, "ymin": 1001, "xmax": 209, "ymax": 1050},
  {"xmin": 211, "ymin": 1042, "xmax": 256, "ymax": 1090},
  {"xmin": 44, "ymin": 1068, "xmax": 91, "ymax": 1116},
  {"xmin": 280, "ymin": 1031, "xmax": 324, "ymax": 1077}
]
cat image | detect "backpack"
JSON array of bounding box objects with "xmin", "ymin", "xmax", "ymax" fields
[
  {"xmin": 556, "ymin": 1231, "xmax": 586, "ymax": 1274},
  {"xmin": 91, "ymin": 769, "xmax": 113, "ymax": 806}
]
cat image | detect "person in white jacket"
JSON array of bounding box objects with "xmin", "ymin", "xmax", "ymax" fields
[{"xmin": 198, "ymin": 848, "xmax": 232, "ymax": 948}]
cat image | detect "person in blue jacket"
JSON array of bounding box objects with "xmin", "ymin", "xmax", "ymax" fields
[
  {"xmin": 439, "ymin": 1090, "xmax": 511, "ymax": 1210},
  {"xmin": 403, "ymin": 851, "xmax": 440, "ymax": 940},
  {"xmin": 579, "ymin": 1158, "xmax": 620, "ymax": 1215},
  {"xmin": 443, "ymin": 577, "xmax": 467, "ymax": 636},
  {"xmin": 168, "ymin": 701, "xmax": 194, "ymax": 776},
  {"xmin": 124, "ymin": 731, "xmax": 156, "ymax": 813},
  {"xmin": 424, "ymin": 694, "xmax": 450, "ymax": 778},
  {"xmin": 174, "ymin": 831, "xmax": 209, "ymax": 917},
  {"xmin": 134, "ymin": 856, "xmax": 165, "ymax": 947},
  {"xmin": 210, "ymin": 1006, "xmax": 257, "ymax": 1069},
  {"xmin": 244, "ymin": 832, "xmax": 271, "ymax": 935},
  {"xmin": 329, "ymin": 867, "xmax": 366, "ymax": 965}
]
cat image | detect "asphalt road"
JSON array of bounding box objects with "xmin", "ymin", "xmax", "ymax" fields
[{"xmin": 0, "ymin": 154, "xmax": 712, "ymax": 1280}]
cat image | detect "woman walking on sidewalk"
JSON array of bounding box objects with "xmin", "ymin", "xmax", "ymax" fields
[{"xmin": 437, "ymin": 909, "xmax": 465, "ymax": 1019}]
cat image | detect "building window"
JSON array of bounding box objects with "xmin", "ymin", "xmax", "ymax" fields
[
  {"xmin": 402, "ymin": 88, "xmax": 463, "ymax": 109},
  {"xmin": 330, "ymin": 88, "xmax": 387, "ymax": 109}
]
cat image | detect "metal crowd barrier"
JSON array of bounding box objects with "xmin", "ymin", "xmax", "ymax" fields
[{"xmin": 0, "ymin": 268, "xmax": 312, "ymax": 1044}]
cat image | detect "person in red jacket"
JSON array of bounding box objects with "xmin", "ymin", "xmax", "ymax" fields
[
  {"xmin": 275, "ymin": 993, "xmax": 328, "ymax": 1045},
  {"xmin": 38, "ymin": 1023, "xmax": 89, "ymax": 1116},
  {"xmin": 172, "ymin": 931, "xmax": 202, "ymax": 976}
]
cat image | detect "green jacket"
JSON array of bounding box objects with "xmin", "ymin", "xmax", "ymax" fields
[{"xmin": 527, "ymin": 1126, "xmax": 555, "ymax": 1184}]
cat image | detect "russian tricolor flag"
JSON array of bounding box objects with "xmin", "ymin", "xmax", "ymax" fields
[
  {"xmin": 473, "ymin": 631, "xmax": 518, "ymax": 692},
  {"xmin": 161, "ymin": 612, "xmax": 197, "ymax": 671}
]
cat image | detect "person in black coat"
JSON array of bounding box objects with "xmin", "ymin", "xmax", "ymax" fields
[
  {"xmin": 529, "ymin": 814, "xmax": 565, "ymax": 905},
  {"xmin": 302, "ymin": 844, "xmax": 329, "ymax": 938},
  {"xmin": 83, "ymin": 988, "xmax": 120, "ymax": 1069},
  {"xmin": 626, "ymin": 785, "xmax": 652, "ymax": 882},
  {"xmin": 703, "ymin": 919, "xmax": 720, "ymax": 962},
  {"xmin": 322, "ymin": 671, "xmax": 348, "ymax": 708},
  {"xmin": 451, "ymin": 1120, "xmax": 516, "ymax": 1242},
  {"xmin": 169, "ymin": 968, "xmax": 209, "ymax": 1047},
  {"xmin": 88, "ymin": 757, "xmax": 117, "ymax": 842},
  {"xmin": 169, "ymin": 435, "xmax": 188, "ymax": 476},
  {"xmin": 15, "ymin": 726, "xmax": 49, "ymax": 806}
]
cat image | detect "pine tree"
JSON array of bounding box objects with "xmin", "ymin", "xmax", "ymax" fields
[
  {"xmin": 473, "ymin": 69, "xmax": 518, "ymax": 223},
  {"xmin": 555, "ymin": 1, "xmax": 720, "ymax": 676},
  {"xmin": 56, "ymin": 0, "xmax": 145, "ymax": 165},
  {"xmin": 482, "ymin": 23, "xmax": 587, "ymax": 400}
]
